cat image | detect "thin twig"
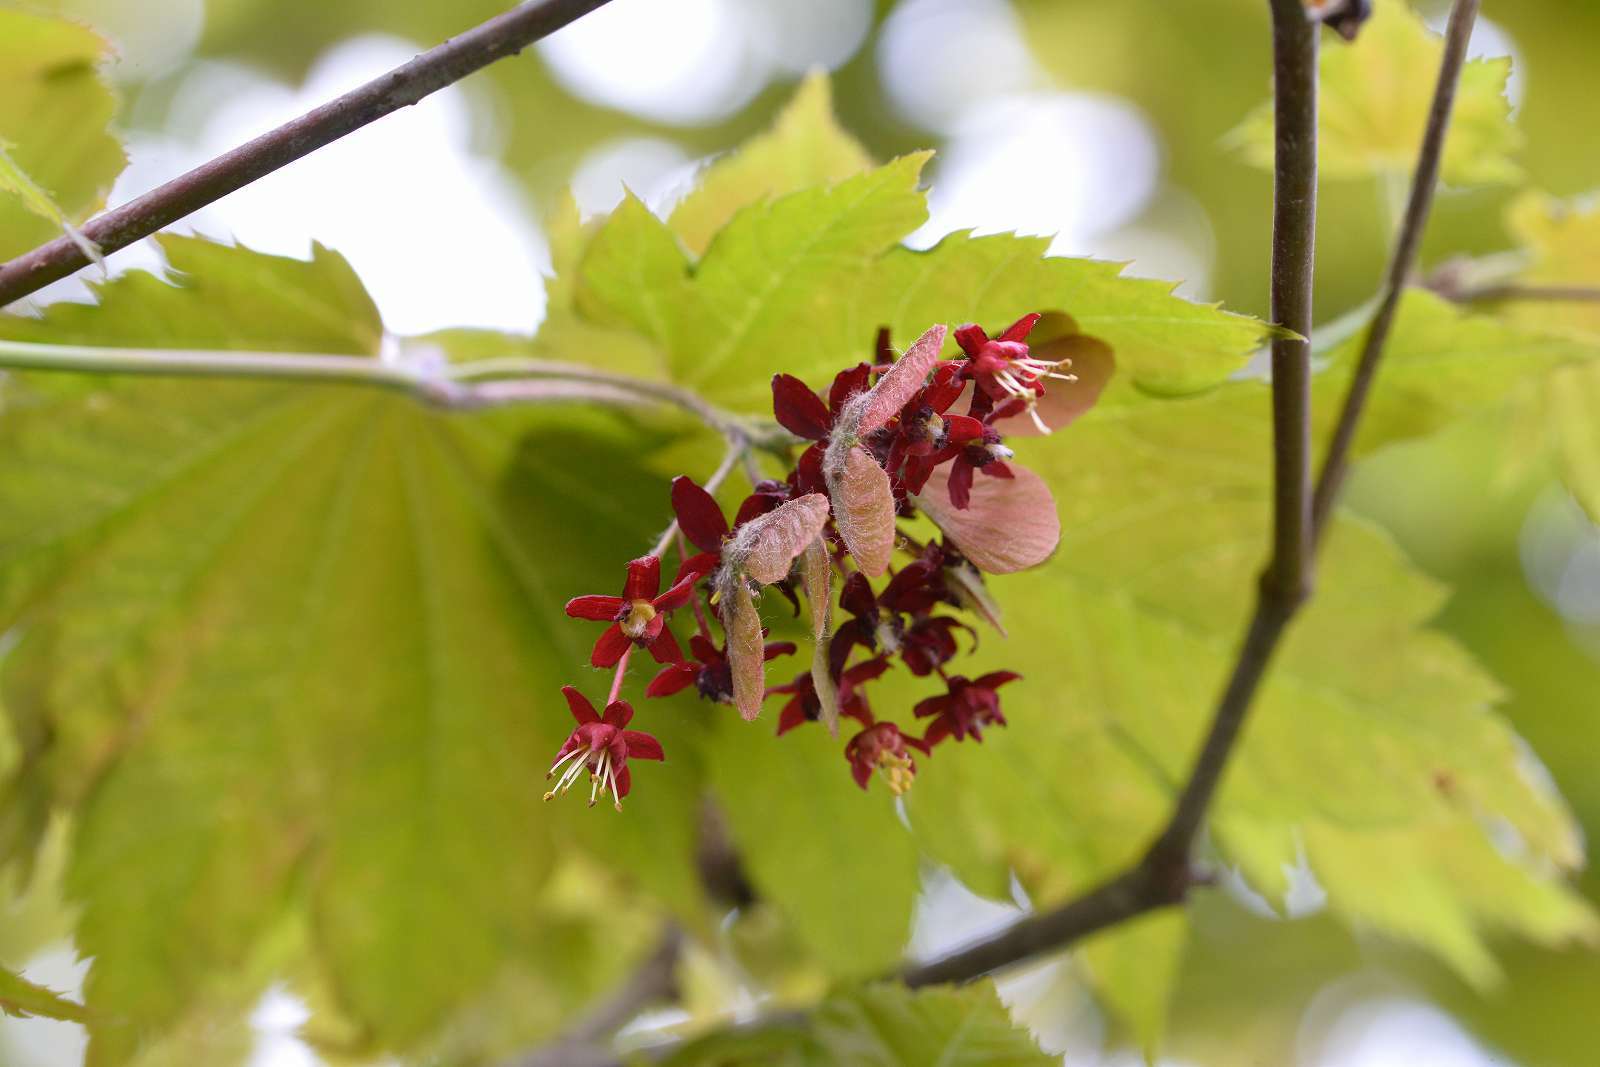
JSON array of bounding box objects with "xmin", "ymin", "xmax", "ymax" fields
[
  {"xmin": 1448, "ymin": 283, "xmax": 1600, "ymax": 305},
  {"xmin": 0, "ymin": 0, "xmax": 613, "ymax": 307},
  {"xmin": 905, "ymin": 0, "xmax": 1484, "ymax": 995},
  {"xmin": 1139, "ymin": 0, "xmax": 1321, "ymax": 885},
  {"xmin": 1310, "ymin": 0, "xmax": 1481, "ymax": 542},
  {"xmin": 507, "ymin": 927, "xmax": 684, "ymax": 1067},
  {"xmin": 0, "ymin": 337, "xmax": 778, "ymax": 440},
  {"xmin": 647, "ymin": 440, "xmax": 746, "ymax": 560}
]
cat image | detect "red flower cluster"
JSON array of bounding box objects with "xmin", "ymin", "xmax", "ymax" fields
[{"xmin": 546, "ymin": 316, "xmax": 1079, "ymax": 807}]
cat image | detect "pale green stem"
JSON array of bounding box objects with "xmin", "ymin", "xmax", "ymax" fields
[
  {"xmin": 647, "ymin": 441, "xmax": 745, "ymax": 561},
  {"xmin": 0, "ymin": 338, "xmax": 779, "ymax": 445}
]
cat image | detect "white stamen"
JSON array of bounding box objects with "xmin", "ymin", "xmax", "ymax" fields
[
  {"xmin": 588, "ymin": 750, "xmax": 609, "ymax": 807},
  {"xmin": 1026, "ymin": 404, "xmax": 1052, "ymax": 435},
  {"xmin": 546, "ymin": 746, "xmax": 584, "ymax": 779}
]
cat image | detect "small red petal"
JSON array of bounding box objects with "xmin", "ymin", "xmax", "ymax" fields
[
  {"xmin": 614, "ymin": 763, "xmax": 632, "ymax": 798},
  {"xmin": 647, "ymin": 625, "xmax": 684, "ymax": 665},
  {"xmin": 590, "ymin": 624, "xmax": 631, "ymax": 668},
  {"xmin": 624, "ymin": 556, "xmax": 661, "ymax": 602},
  {"xmin": 566, "ymin": 595, "xmax": 625, "ymax": 621},
  {"xmin": 850, "ymin": 758, "xmax": 873, "ymax": 790},
  {"xmin": 975, "ymin": 670, "xmax": 1022, "ymax": 689},
  {"xmin": 926, "ymin": 362, "xmax": 966, "ymax": 412},
  {"xmin": 734, "ymin": 492, "xmax": 780, "ymax": 527},
  {"xmin": 828, "ymin": 363, "xmax": 873, "ymax": 415},
  {"xmin": 603, "ymin": 700, "xmax": 635, "ymax": 728},
  {"xmin": 621, "ymin": 729, "xmax": 664, "ymax": 760},
  {"xmin": 913, "ymin": 694, "xmax": 949, "ymax": 719},
  {"xmin": 947, "ymin": 460, "xmax": 975, "ymax": 510},
  {"xmin": 654, "ymin": 572, "xmax": 704, "ymax": 612},
  {"xmin": 671, "ymin": 476, "xmax": 732, "ymax": 553},
  {"xmin": 953, "ymin": 324, "xmax": 989, "ymax": 358},
  {"xmin": 842, "ymin": 655, "xmax": 892, "ymax": 687},
  {"xmin": 673, "ymin": 552, "xmax": 719, "ymax": 588},
  {"xmin": 985, "ymin": 461, "xmax": 1014, "ymax": 480},
  {"xmin": 942, "ymin": 414, "xmax": 985, "ymax": 444},
  {"xmin": 998, "ymin": 313, "xmax": 1042, "ymax": 343},
  {"xmin": 771, "ymin": 374, "xmax": 834, "ymax": 440},
  {"xmin": 689, "ymin": 633, "xmax": 721, "ymax": 665},
  {"xmin": 645, "ymin": 663, "xmax": 697, "ymax": 697},
  {"xmin": 776, "ymin": 700, "xmax": 805, "ymax": 735},
  {"xmin": 562, "ymin": 685, "xmax": 601, "ymax": 724},
  {"xmin": 762, "ymin": 641, "xmax": 799, "ymax": 661}
]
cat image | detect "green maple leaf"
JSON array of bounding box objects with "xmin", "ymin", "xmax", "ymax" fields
[
  {"xmin": 1230, "ymin": 0, "xmax": 1521, "ymax": 185},
  {"xmin": 573, "ymin": 78, "xmax": 1271, "ymax": 412},
  {"xmin": 1319, "ymin": 289, "xmax": 1600, "ymax": 520},
  {"xmin": 668, "ymin": 71, "xmax": 875, "ymax": 256},
  {"xmin": 0, "ymin": 237, "xmax": 707, "ymax": 1063},
  {"xmin": 0, "ymin": 9, "xmax": 125, "ymax": 260},
  {"xmin": 704, "ymin": 712, "xmax": 922, "ymax": 976}
]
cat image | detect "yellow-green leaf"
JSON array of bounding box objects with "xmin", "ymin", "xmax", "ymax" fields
[
  {"xmin": 669, "ymin": 73, "xmax": 874, "ymax": 256},
  {"xmin": 0, "ymin": 9, "xmax": 124, "ymax": 260},
  {"xmin": 1230, "ymin": 0, "xmax": 1521, "ymax": 185}
]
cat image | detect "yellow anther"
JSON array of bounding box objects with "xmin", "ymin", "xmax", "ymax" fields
[{"xmin": 620, "ymin": 599, "xmax": 658, "ymax": 639}]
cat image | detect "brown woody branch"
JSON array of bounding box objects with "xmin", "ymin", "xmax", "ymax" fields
[
  {"xmin": 1448, "ymin": 283, "xmax": 1600, "ymax": 305},
  {"xmin": 0, "ymin": 0, "xmax": 613, "ymax": 307}
]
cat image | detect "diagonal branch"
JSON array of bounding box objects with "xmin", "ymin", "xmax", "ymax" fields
[
  {"xmin": 1447, "ymin": 282, "xmax": 1600, "ymax": 306},
  {"xmin": 906, "ymin": 0, "xmax": 1481, "ymax": 996},
  {"xmin": 0, "ymin": 0, "xmax": 613, "ymax": 307}
]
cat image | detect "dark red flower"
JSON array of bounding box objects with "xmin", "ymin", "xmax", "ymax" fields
[
  {"xmin": 770, "ymin": 363, "xmax": 872, "ymax": 442},
  {"xmin": 773, "ymin": 365, "xmax": 876, "ymax": 500},
  {"xmin": 953, "ymin": 314, "xmax": 1071, "ymax": 431},
  {"xmin": 670, "ymin": 475, "xmax": 733, "ymax": 573},
  {"xmin": 899, "ymin": 399, "xmax": 1018, "ymax": 509},
  {"xmin": 914, "ymin": 671, "xmax": 1020, "ymax": 746},
  {"xmin": 544, "ymin": 687, "xmax": 665, "ymax": 810},
  {"xmin": 773, "ymin": 656, "xmax": 889, "ymax": 735},
  {"xmin": 899, "ymin": 615, "xmax": 972, "ymax": 676},
  {"xmin": 844, "ymin": 721, "xmax": 929, "ymax": 794},
  {"xmin": 565, "ymin": 554, "xmax": 710, "ymax": 668},
  {"xmin": 878, "ymin": 360, "xmax": 971, "ymax": 478},
  {"xmin": 943, "ymin": 424, "xmax": 1016, "ymax": 510},
  {"xmin": 828, "ymin": 563, "xmax": 946, "ymax": 677},
  {"xmin": 647, "ymin": 633, "xmax": 797, "ymax": 704},
  {"xmin": 672, "ymin": 476, "xmax": 801, "ymax": 614}
]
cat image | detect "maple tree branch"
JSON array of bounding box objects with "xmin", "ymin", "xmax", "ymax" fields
[
  {"xmin": 1261, "ymin": 0, "xmax": 1320, "ymax": 605},
  {"xmin": 647, "ymin": 441, "xmax": 746, "ymax": 560},
  {"xmin": 509, "ymin": 927, "xmax": 684, "ymax": 1067},
  {"xmin": 804, "ymin": 0, "xmax": 1327, "ymax": 999},
  {"xmin": 0, "ymin": 338, "xmax": 784, "ymax": 445},
  {"xmin": 1311, "ymin": 0, "xmax": 1480, "ymax": 544},
  {"xmin": 0, "ymin": 0, "xmax": 613, "ymax": 307},
  {"xmin": 1448, "ymin": 282, "xmax": 1600, "ymax": 305},
  {"xmin": 905, "ymin": 0, "xmax": 1490, "ymax": 997}
]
